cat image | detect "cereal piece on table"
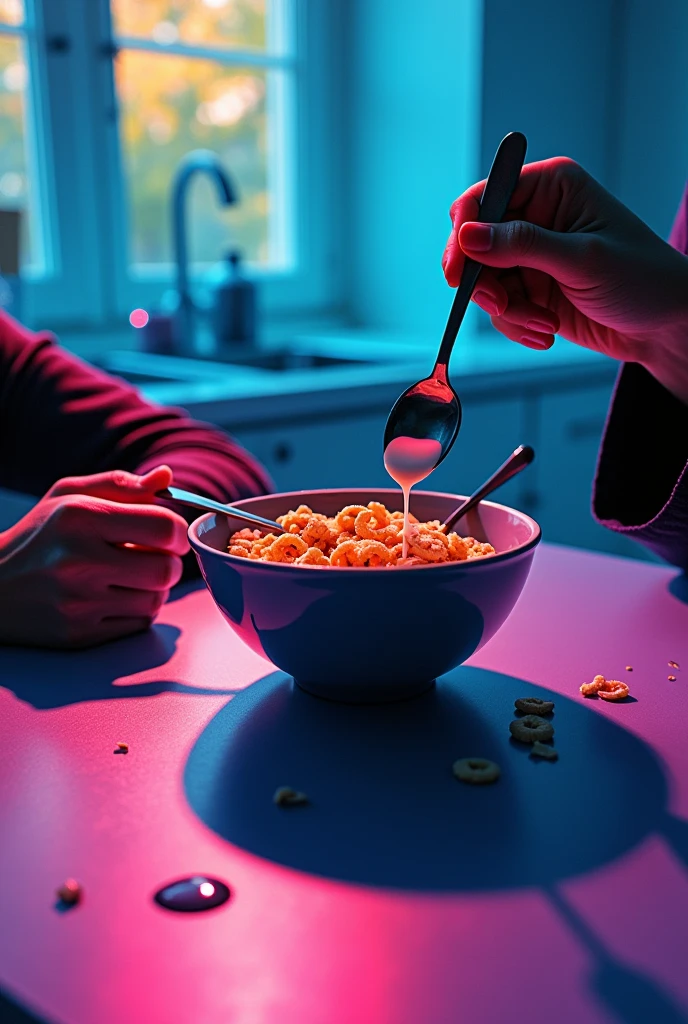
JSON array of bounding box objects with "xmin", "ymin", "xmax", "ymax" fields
[
  {"xmin": 668, "ymin": 675, "xmax": 677, "ymax": 682},
  {"xmin": 273, "ymin": 787, "xmax": 309, "ymax": 807},
  {"xmin": 580, "ymin": 674, "xmax": 607, "ymax": 697},
  {"xmin": 668, "ymin": 661, "xmax": 680, "ymax": 669},
  {"xmin": 530, "ymin": 741, "xmax": 558, "ymax": 761},
  {"xmin": 598, "ymin": 681, "xmax": 630, "ymax": 701},
  {"xmin": 56, "ymin": 879, "xmax": 82, "ymax": 905},
  {"xmin": 625, "ymin": 665, "xmax": 633, "ymax": 671},
  {"xmin": 452, "ymin": 758, "xmax": 501, "ymax": 784},
  {"xmin": 509, "ymin": 716, "xmax": 554, "ymax": 744},
  {"xmin": 514, "ymin": 697, "xmax": 554, "ymax": 716},
  {"xmin": 114, "ymin": 741, "xmax": 128, "ymax": 754}
]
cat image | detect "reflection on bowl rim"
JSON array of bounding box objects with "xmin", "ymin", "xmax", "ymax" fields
[{"xmin": 188, "ymin": 488, "xmax": 542, "ymax": 574}]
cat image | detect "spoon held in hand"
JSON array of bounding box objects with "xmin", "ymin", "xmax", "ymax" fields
[{"xmin": 383, "ymin": 131, "xmax": 528, "ymax": 467}]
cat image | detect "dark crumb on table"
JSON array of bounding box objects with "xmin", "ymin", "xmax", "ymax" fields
[
  {"xmin": 114, "ymin": 741, "xmax": 128, "ymax": 754},
  {"xmin": 56, "ymin": 879, "xmax": 82, "ymax": 905},
  {"xmin": 668, "ymin": 661, "xmax": 680, "ymax": 669},
  {"xmin": 625, "ymin": 665, "xmax": 633, "ymax": 671},
  {"xmin": 273, "ymin": 786, "xmax": 309, "ymax": 807},
  {"xmin": 668, "ymin": 675, "xmax": 677, "ymax": 681}
]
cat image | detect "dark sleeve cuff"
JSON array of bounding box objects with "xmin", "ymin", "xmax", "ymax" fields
[{"xmin": 593, "ymin": 363, "xmax": 688, "ymax": 569}]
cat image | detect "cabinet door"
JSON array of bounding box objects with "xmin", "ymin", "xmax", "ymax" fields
[
  {"xmin": 232, "ymin": 412, "xmax": 390, "ymax": 492},
  {"xmin": 535, "ymin": 386, "xmax": 656, "ymax": 560},
  {"xmin": 428, "ymin": 397, "xmax": 526, "ymax": 505}
]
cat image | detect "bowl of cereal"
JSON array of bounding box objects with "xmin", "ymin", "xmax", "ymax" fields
[{"xmin": 189, "ymin": 488, "xmax": 540, "ymax": 703}]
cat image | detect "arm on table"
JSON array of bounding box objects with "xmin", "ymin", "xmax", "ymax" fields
[{"xmin": 0, "ymin": 314, "xmax": 272, "ymax": 576}]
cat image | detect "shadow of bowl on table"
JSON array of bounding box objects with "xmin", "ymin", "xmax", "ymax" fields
[
  {"xmin": 0, "ymin": 623, "xmax": 236, "ymax": 710},
  {"xmin": 0, "ymin": 987, "xmax": 45, "ymax": 1024},
  {"xmin": 668, "ymin": 572, "xmax": 688, "ymax": 605},
  {"xmin": 184, "ymin": 666, "xmax": 668, "ymax": 892}
]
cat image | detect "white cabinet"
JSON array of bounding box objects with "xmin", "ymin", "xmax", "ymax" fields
[
  {"xmin": 425, "ymin": 397, "xmax": 526, "ymax": 504},
  {"xmin": 233, "ymin": 412, "xmax": 390, "ymax": 492}
]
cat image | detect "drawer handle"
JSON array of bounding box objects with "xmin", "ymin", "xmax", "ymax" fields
[
  {"xmin": 273, "ymin": 442, "xmax": 293, "ymax": 464},
  {"xmin": 566, "ymin": 416, "xmax": 606, "ymax": 441}
]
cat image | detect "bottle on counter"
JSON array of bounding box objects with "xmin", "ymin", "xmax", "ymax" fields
[{"xmin": 210, "ymin": 249, "xmax": 256, "ymax": 350}]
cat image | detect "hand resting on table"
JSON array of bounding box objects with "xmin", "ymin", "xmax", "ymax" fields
[{"xmin": 0, "ymin": 465, "xmax": 189, "ymax": 648}]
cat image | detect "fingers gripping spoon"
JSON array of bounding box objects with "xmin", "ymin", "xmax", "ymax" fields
[{"xmin": 383, "ymin": 132, "xmax": 528, "ymax": 466}]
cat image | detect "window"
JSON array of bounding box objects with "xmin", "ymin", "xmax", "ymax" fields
[
  {"xmin": 110, "ymin": 0, "xmax": 292, "ymax": 273},
  {"xmin": 0, "ymin": 0, "xmax": 45, "ymax": 271},
  {"xmin": 16, "ymin": 0, "xmax": 341, "ymax": 333}
]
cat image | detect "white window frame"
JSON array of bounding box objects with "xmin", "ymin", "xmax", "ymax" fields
[{"xmin": 20, "ymin": 0, "xmax": 343, "ymax": 333}]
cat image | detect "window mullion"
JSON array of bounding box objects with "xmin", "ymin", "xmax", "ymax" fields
[{"xmin": 26, "ymin": 0, "xmax": 106, "ymax": 326}]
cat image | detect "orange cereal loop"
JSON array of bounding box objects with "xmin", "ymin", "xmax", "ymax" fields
[
  {"xmin": 232, "ymin": 528, "xmax": 262, "ymax": 540},
  {"xmin": 329, "ymin": 540, "xmax": 361, "ymax": 566},
  {"xmin": 407, "ymin": 529, "xmax": 450, "ymax": 563},
  {"xmin": 580, "ymin": 674, "xmax": 607, "ymax": 697},
  {"xmin": 334, "ymin": 531, "xmax": 354, "ymax": 546},
  {"xmin": 264, "ymin": 534, "xmax": 309, "ymax": 563},
  {"xmin": 598, "ymin": 680, "xmax": 630, "ymax": 701},
  {"xmin": 447, "ymin": 533, "xmax": 469, "ymax": 561},
  {"xmin": 302, "ymin": 517, "xmax": 335, "ymax": 550},
  {"xmin": 277, "ymin": 505, "xmax": 315, "ymax": 533},
  {"xmin": 334, "ymin": 505, "xmax": 368, "ymax": 533},
  {"xmin": 356, "ymin": 540, "xmax": 394, "ymax": 566},
  {"xmin": 466, "ymin": 541, "xmax": 496, "ymax": 558},
  {"xmin": 295, "ymin": 547, "xmax": 330, "ymax": 566},
  {"xmin": 354, "ymin": 504, "xmax": 392, "ymax": 541},
  {"xmin": 229, "ymin": 545, "xmax": 250, "ymax": 558}
]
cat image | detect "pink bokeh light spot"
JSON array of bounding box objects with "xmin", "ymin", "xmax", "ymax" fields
[{"xmin": 129, "ymin": 308, "xmax": 149, "ymax": 329}]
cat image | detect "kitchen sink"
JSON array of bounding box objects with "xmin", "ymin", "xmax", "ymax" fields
[
  {"xmin": 214, "ymin": 350, "xmax": 368, "ymax": 371},
  {"xmin": 91, "ymin": 347, "xmax": 375, "ymax": 386}
]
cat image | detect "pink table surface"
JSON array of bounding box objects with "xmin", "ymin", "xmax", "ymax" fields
[{"xmin": 1, "ymin": 543, "xmax": 687, "ymax": 1024}]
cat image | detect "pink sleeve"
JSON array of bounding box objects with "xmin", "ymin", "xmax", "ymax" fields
[{"xmin": 0, "ymin": 314, "xmax": 272, "ymax": 573}]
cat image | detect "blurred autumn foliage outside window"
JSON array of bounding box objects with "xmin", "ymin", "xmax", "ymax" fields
[
  {"xmin": 0, "ymin": 0, "xmax": 35, "ymax": 266},
  {"xmin": 112, "ymin": 0, "xmax": 278, "ymax": 269}
]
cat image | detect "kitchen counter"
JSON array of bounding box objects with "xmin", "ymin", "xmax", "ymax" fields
[
  {"xmin": 63, "ymin": 325, "xmax": 617, "ymax": 428},
  {"xmin": 1, "ymin": 543, "xmax": 687, "ymax": 1024}
]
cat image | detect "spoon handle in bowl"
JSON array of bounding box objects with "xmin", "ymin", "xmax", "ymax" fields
[
  {"xmin": 157, "ymin": 486, "xmax": 285, "ymax": 533},
  {"xmin": 435, "ymin": 131, "xmax": 528, "ymax": 373},
  {"xmin": 442, "ymin": 444, "xmax": 535, "ymax": 533}
]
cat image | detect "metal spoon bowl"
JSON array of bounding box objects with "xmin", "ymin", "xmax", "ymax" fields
[
  {"xmin": 384, "ymin": 131, "xmax": 528, "ymax": 466},
  {"xmin": 157, "ymin": 486, "xmax": 286, "ymax": 534}
]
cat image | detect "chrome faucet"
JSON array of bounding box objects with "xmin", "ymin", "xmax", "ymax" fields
[{"xmin": 171, "ymin": 150, "xmax": 237, "ymax": 353}]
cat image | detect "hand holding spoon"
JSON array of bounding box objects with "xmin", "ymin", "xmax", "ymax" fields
[
  {"xmin": 442, "ymin": 444, "xmax": 534, "ymax": 533},
  {"xmin": 383, "ymin": 131, "xmax": 528, "ymax": 467}
]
